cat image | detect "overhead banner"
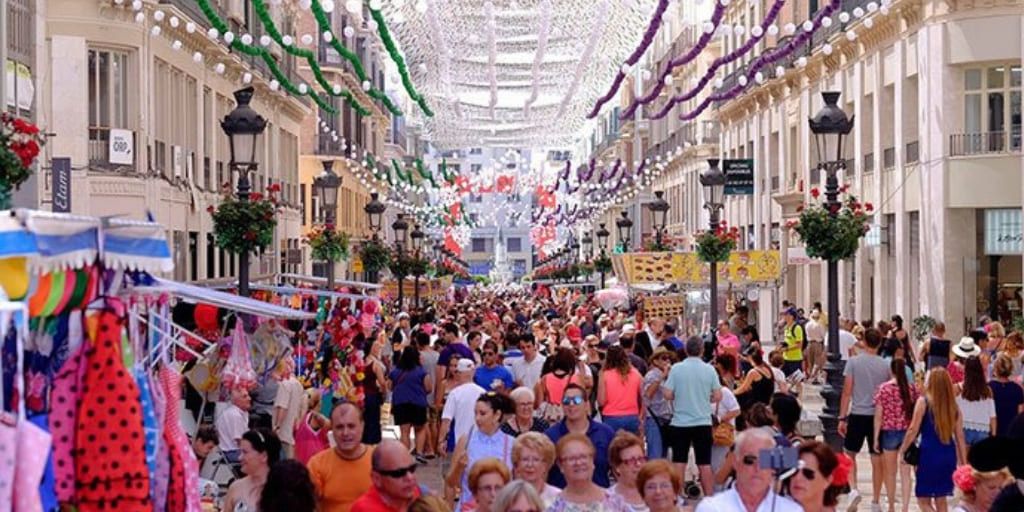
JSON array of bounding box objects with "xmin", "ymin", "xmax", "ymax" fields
[
  {"xmin": 612, "ymin": 250, "xmax": 782, "ymax": 287},
  {"xmin": 642, "ymin": 294, "xmax": 685, "ymax": 320},
  {"xmin": 724, "ymin": 159, "xmax": 754, "ymax": 195}
]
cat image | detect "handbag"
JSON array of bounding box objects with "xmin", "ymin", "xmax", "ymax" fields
[
  {"xmin": 712, "ymin": 404, "xmax": 735, "ymax": 447},
  {"xmin": 902, "ymin": 442, "xmax": 920, "ymax": 465}
]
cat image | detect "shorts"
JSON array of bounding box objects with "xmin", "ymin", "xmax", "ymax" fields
[
  {"xmin": 844, "ymin": 414, "xmax": 881, "ymax": 455},
  {"xmin": 782, "ymin": 361, "xmax": 803, "ymax": 376},
  {"xmin": 392, "ymin": 403, "xmax": 427, "ymax": 426},
  {"xmin": 667, "ymin": 425, "xmax": 713, "ymax": 466},
  {"xmin": 964, "ymin": 428, "xmax": 989, "ymax": 446},
  {"xmin": 879, "ymin": 429, "xmax": 906, "ymax": 451}
]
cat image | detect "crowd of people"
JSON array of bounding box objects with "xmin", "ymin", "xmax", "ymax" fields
[{"xmin": 187, "ymin": 286, "xmax": 1024, "ymax": 512}]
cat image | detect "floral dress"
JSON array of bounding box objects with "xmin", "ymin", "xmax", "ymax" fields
[{"xmin": 548, "ymin": 489, "xmax": 630, "ymax": 512}]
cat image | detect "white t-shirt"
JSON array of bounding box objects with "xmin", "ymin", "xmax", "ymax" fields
[
  {"xmin": 805, "ymin": 319, "xmax": 826, "ymax": 342},
  {"xmin": 442, "ymin": 381, "xmax": 487, "ymax": 442},
  {"xmin": 272, "ymin": 377, "xmax": 305, "ymax": 445},
  {"xmin": 716, "ymin": 386, "xmax": 741, "ymax": 426},
  {"xmin": 839, "ymin": 329, "xmax": 858, "ymax": 360},
  {"xmin": 696, "ymin": 488, "xmax": 803, "ymax": 512},
  {"xmin": 956, "ymin": 396, "xmax": 996, "ymax": 432},
  {"xmin": 771, "ymin": 367, "xmax": 787, "ymax": 393},
  {"xmin": 216, "ymin": 404, "xmax": 248, "ymax": 451},
  {"xmin": 511, "ymin": 354, "xmax": 547, "ymax": 389}
]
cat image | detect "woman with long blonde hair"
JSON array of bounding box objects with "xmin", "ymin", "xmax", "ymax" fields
[{"xmin": 900, "ymin": 368, "xmax": 967, "ymax": 512}]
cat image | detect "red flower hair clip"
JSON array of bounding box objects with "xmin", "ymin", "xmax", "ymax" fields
[{"xmin": 953, "ymin": 465, "xmax": 975, "ymax": 494}]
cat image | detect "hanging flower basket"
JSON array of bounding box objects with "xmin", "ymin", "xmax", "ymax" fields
[
  {"xmin": 209, "ymin": 184, "xmax": 279, "ymax": 255},
  {"xmin": 789, "ymin": 187, "xmax": 872, "ymax": 262},
  {"xmin": 695, "ymin": 222, "xmax": 739, "ymax": 263},
  {"xmin": 388, "ymin": 252, "xmax": 417, "ymax": 278},
  {"xmin": 593, "ymin": 254, "xmax": 613, "ymax": 274},
  {"xmin": 644, "ymin": 241, "xmax": 671, "ymax": 252},
  {"xmin": 0, "ymin": 114, "xmax": 45, "ymax": 208},
  {"xmin": 359, "ymin": 238, "xmax": 391, "ymax": 274},
  {"xmin": 304, "ymin": 225, "xmax": 350, "ymax": 262}
]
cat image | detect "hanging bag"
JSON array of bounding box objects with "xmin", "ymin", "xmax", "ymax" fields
[
  {"xmin": 712, "ymin": 402, "xmax": 735, "ymax": 447},
  {"xmin": 221, "ymin": 324, "xmax": 257, "ymax": 391}
]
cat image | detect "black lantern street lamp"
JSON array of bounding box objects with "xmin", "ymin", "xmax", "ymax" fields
[
  {"xmin": 432, "ymin": 238, "xmax": 442, "ymax": 263},
  {"xmin": 392, "ymin": 214, "xmax": 409, "ymax": 308},
  {"xmin": 616, "ymin": 211, "xmax": 633, "ymax": 251},
  {"xmin": 364, "ymin": 192, "xmax": 386, "ymax": 238},
  {"xmin": 410, "ymin": 224, "xmax": 426, "ymax": 307},
  {"xmin": 700, "ymin": 159, "xmax": 726, "ymax": 360},
  {"xmin": 220, "ymin": 86, "xmax": 267, "ymax": 297},
  {"xmin": 809, "ymin": 91, "xmax": 855, "ymax": 452},
  {"xmin": 647, "ymin": 190, "xmax": 670, "ymax": 248},
  {"xmin": 314, "ymin": 160, "xmax": 342, "ymax": 291},
  {"xmin": 596, "ymin": 223, "xmax": 610, "ymax": 289},
  {"xmin": 581, "ymin": 231, "xmax": 594, "ymax": 260}
]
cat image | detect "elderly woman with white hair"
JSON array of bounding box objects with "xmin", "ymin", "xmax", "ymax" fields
[
  {"xmin": 501, "ymin": 386, "xmax": 550, "ymax": 437},
  {"xmin": 491, "ymin": 480, "xmax": 547, "ymax": 512}
]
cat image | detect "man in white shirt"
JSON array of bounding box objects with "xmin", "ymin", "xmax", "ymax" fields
[
  {"xmin": 273, "ymin": 359, "xmax": 305, "ymax": 459},
  {"xmin": 839, "ymin": 319, "xmax": 859, "ymax": 361},
  {"xmin": 510, "ymin": 334, "xmax": 546, "ymax": 390},
  {"xmin": 696, "ymin": 429, "xmax": 803, "ymax": 512},
  {"xmin": 216, "ymin": 387, "xmax": 252, "ymax": 452},
  {"xmin": 804, "ymin": 311, "xmax": 827, "ymax": 384},
  {"xmin": 439, "ymin": 358, "xmax": 486, "ymax": 455}
]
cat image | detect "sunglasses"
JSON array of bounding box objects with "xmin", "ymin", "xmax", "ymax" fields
[
  {"xmin": 377, "ymin": 463, "xmax": 417, "ymax": 478},
  {"xmin": 741, "ymin": 455, "xmax": 759, "ymax": 466},
  {"xmin": 798, "ymin": 468, "xmax": 817, "ymax": 480},
  {"xmin": 483, "ymin": 352, "xmax": 495, "ymax": 357},
  {"xmin": 561, "ymin": 395, "xmax": 586, "ymax": 406}
]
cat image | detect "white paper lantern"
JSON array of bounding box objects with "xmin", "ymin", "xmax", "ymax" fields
[
  {"xmin": 186, "ymin": 22, "xmax": 196, "ymax": 33},
  {"xmin": 172, "ymin": 40, "xmax": 183, "ymax": 50},
  {"xmin": 153, "ymin": 10, "xmax": 165, "ymax": 22},
  {"xmin": 298, "ymin": 83, "xmax": 309, "ymax": 94},
  {"xmin": 243, "ymin": 72, "xmax": 253, "ymax": 84},
  {"xmin": 802, "ymin": 20, "xmax": 814, "ymax": 32},
  {"xmin": 223, "ymin": 31, "xmax": 235, "ymax": 44},
  {"xmin": 169, "ymin": 16, "xmax": 179, "ymax": 28},
  {"xmin": 301, "ymin": 34, "xmax": 314, "ymax": 46},
  {"xmin": 282, "ymin": 34, "xmax": 294, "ymax": 46},
  {"xmin": 241, "ymin": 34, "xmax": 253, "ymax": 45},
  {"xmin": 822, "ymin": 43, "xmax": 833, "ymax": 55},
  {"xmin": 863, "ymin": 17, "xmax": 874, "ymax": 28},
  {"xmin": 150, "ymin": 26, "xmax": 162, "ymax": 36},
  {"xmin": 260, "ymin": 35, "xmax": 272, "ymax": 46},
  {"xmin": 192, "ymin": 52, "xmax": 203, "ymax": 63},
  {"xmin": 344, "ymin": 26, "xmax": 356, "ymax": 38},
  {"xmin": 766, "ymin": 24, "xmax": 779, "ymax": 36},
  {"xmin": 822, "ymin": 16, "xmax": 833, "ymax": 27},
  {"xmin": 215, "ymin": 63, "xmax": 226, "ymax": 74},
  {"xmin": 738, "ymin": 75, "xmax": 748, "ymax": 86},
  {"xmin": 846, "ymin": 30, "xmax": 857, "ymax": 40},
  {"xmin": 135, "ymin": 12, "xmax": 145, "ymax": 23},
  {"xmin": 323, "ymin": 31, "xmax": 334, "ymax": 42},
  {"xmin": 702, "ymin": 21, "xmax": 716, "ymax": 34},
  {"xmin": 345, "ymin": 0, "xmax": 360, "ymax": 13},
  {"xmin": 839, "ymin": 12, "xmax": 850, "ymax": 23},
  {"xmin": 270, "ymin": 80, "xmax": 280, "ymax": 91},
  {"xmin": 784, "ymin": 23, "xmax": 796, "ymax": 34},
  {"xmin": 751, "ymin": 25, "xmax": 764, "ymax": 37}
]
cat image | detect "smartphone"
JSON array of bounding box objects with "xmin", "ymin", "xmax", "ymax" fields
[{"xmin": 759, "ymin": 446, "xmax": 799, "ymax": 471}]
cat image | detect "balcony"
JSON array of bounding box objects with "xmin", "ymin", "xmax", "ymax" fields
[
  {"xmin": 88, "ymin": 127, "xmax": 137, "ymax": 172},
  {"xmin": 317, "ymin": 135, "xmax": 346, "ymax": 156},
  {"xmin": 7, "ymin": 0, "xmax": 33, "ymax": 66},
  {"xmin": 949, "ymin": 131, "xmax": 1022, "ymax": 156}
]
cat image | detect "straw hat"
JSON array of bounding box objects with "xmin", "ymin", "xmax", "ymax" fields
[{"xmin": 952, "ymin": 336, "xmax": 982, "ymax": 359}]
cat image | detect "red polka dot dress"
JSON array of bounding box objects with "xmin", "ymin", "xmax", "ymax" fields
[{"xmin": 74, "ymin": 309, "xmax": 150, "ymax": 511}]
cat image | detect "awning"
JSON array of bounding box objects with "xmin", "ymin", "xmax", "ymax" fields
[
  {"xmin": 133, "ymin": 277, "xmax": 315, "ymax": 320},
  {"xmin": 247, "ymin": 283, "xmax": 379, "ymax": 302},
  {"xmin": 279, "ymin": 273, "xmax": 383, "ymax": 290}
]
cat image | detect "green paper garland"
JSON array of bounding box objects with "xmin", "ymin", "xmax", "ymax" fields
[{"xmin": 368, "ymin": 8, "xmax": 433, "ymax": 117}]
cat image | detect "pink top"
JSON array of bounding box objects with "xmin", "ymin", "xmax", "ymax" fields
[
  {"xmin": 948, "ymin": 362, "xmax": 965, "ymax": 384},
  {"xmin": 543, "ymin": 373, "xmax": 583, "ymax": 405},
  {"xmin": 717, "ymin": 333, "xmax": 741, "ymax": 354},
  {"xmin": 601, "ymin": 368, "xmax": 642, "ymax": 416},
  {"xmin": 874, "ymin": 380, "xmax": 919, "ymax": 430}
]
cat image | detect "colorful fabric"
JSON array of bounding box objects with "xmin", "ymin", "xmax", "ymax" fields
[
  {"xmin": 0, "ymin": 422, "xmax": 16, "ymax": 512},
  {"xmin": 13, "ymin": 418, "xmax": 52, "ymax": 512},
  {"xmin": 134, "ymin": 369, "xmax": 160, "ymax": 486},
  {"xmin": 874, "ymin": 381, "xmax": 919, "ymax": 430},
  {"xmin": 49, "ymin": 342, "xmax": 87, "ymax": 502},
  {"xmin": 158, "ymin": 366, "xmax": 201, "ymax": 512}
]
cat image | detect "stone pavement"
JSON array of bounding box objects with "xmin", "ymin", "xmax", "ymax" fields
[{"xmin": 381, "ymin": 384, "xmax": 933, "ymax": 512}]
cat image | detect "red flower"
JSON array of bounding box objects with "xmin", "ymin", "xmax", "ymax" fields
[
  {"xmin": 267, "ymin": 183, "xmax": 281, "ymax": 193},
  {"xmin": 840, "ymin": 184, "xmax": 849, "ymax": 193},
  {"xmin": 250, "ymin": 192, "xmax": 263, "ymax": 201},
  {"xmin": 865, "ymin": 202, "xmax": 874, "ymax": 212},
  {"xmin": 796, "ymin": 205, "xmax": 804, "ymax": 213},
  {"xmin": 810, "ymin": 188, "xmax": 820, "ymax": 199},
  {"xmin": 12, "ymin": 118, "xmax": 39, "ymax": 135},
  {"xmin": 206, "ymin": 205, "xmax": 215, "ymax": 213},
  {"xmin": 244, "ymin": 231, "xmax": 257, "ymax": 241}
]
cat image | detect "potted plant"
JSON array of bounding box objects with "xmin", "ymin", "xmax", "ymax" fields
[
  {"xmin": 788, "ymin": 187, "xmax": 871, "ymax": 261},
  {"xmin": 359, "ymin": 238, "xmax": 392, "ymax": 275},
  {"xmin": 0, "ymin": 114, "xmax": 45, "ymax": 208},
  {"xmin": 304, "ymin": 224, "xmax": 350, "ymax": 263},
  {"xmin": 694, "ymin": 221, "xmax": 739, "ymax": 263},
  {"xmin": 209, "ymin": 184, "xmax": 279, "ymax": 255}
]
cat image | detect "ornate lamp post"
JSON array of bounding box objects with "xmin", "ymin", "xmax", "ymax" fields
[
  {"xmin": 314, "ymin": 160, "xmax": 341, "ymax": 291},
  {"xmin": 410, "ymin": 224, "xmax": 425, "ymax": 308},
  {"xmin": 700, "ymin": 159, "xmax": 726, "ymax": 360},
  {"xmin": 392, "ymin": 214, "xmax": 409, "ymax": 308},
  {"xmin": 809, "ymin": 91, "xmax": 855, "ymax": 451},
  {"xmin": 647, "ymin": 190, "xmax": 670, "ymax": 248},
  {"xmin": 581, "ymin": 231, "xmax": 594, "ymax": 261},
  {"xmin": 596, "ymin": 223, "xmax": 610, "ymax": 289},
  {"xmin": 616, "ymin": 211, "xmax": 633, "ymax": 251},
  {"xmin": 220, "ymin": 86, "xmax": 266, "ymax": 297},
  {"xmin": 363, "ymin": 193, "xmax": 386, "ymax": 282}
]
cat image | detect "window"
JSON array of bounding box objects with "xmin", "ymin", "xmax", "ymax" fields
[
  {"xmin": 471, "ymin": 164, "xmax": 482, "ymax": 174},
  {"xmin": 472, "ymin": 237, "xmax": 487, "ymax": 252},
  {"xmin": 962, "ymin": 65, "xmax": 1022, "ymax": 153},
  {"xmin": 470, "ymin": 147, "xmax": 483, "ymax": 154},
  {"xmin": 88, "ymin": 48, "xmax": 131, "ymax": 165},
  {"xmin": 507, "ymin": 237, "xmax": 522, "ymax": 252}
]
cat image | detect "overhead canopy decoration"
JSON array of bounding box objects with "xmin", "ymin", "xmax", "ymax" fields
[{"xmin": 378, "ymin": 0, "xmax": 657, "ymax": 148}]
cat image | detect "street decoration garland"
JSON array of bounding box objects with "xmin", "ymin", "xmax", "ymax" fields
[
  {"xmin": 359, "ymin": 238, "xmax": 392, "ymax": 275},
  {"xmin": 368, "ymin": 7, "xmax": 433, "ymax": 116},
  {"xmin": 694, "ymin": 221, "xmax": 739, "ymax": 263},
  {"xmin": 209, "ymin": 184, "xmax": 280, "ymax": 254},
  {"xmin": 0, "ymin": 114, "xmax": 44, "ymax": 208},
  {"xmin": 304, "ymin": 224, "xmax": 350, "ymax": 262},
  {"xmin": 788, "ymin": 186, "xmax": 871, "ymax": 261}
]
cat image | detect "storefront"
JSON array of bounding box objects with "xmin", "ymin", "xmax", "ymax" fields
[{"xmin": 979, "ymin": 208, "xmax": 1024, "ymax": 324}]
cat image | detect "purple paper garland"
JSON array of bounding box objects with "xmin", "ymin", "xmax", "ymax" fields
[
  {"xmin": 588, "ymin": 0, "xmax": 672, "ymax": 119},
  {"xmin": 619, "ymin": 0, "xmax": 728, "ymax": 121},
  {"xmin": 647, "ymin": 0, "xmax": 787, "ymax": 120},
  {"xmin": 676, "ymin": 0, "xmax": 840, "ymax": 121}
]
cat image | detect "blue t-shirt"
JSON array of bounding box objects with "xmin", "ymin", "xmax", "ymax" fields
[
  {"xmin": 474, "ymin": 365, "xmax": 515, "ymax": 391},
  {"xmin": 664, "ymin": 358, "xmax": 719, "ymax": 427},
  {"xmin": 438, "ymin": 342, "xmax": 476, "ymax": 367},
  {"xmin": 389, "ymin": 367, "xmax": 429, "ymax": 407},
  {"xmin": 665, "ymin": 336, "xmax": 683, "ymax": 351},
  {"xmin": 990, "ymin": 380, "xmax": 1024, "ymax": 436}
]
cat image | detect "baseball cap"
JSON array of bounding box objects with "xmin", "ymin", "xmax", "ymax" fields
[
  {"xmin": 397, "ymin": 312, "xmax": 410, "ymax": 320},
  {"xmin": 781, "ymin": 307, "xmax": 797, "ymax": 317},
  {"xmin": 456, "ymin": 358, "xmax": 476, "ymax": 373},
  {"xmin": 620, "ymin": 324, "xmax": 637, "ymax": 336}
]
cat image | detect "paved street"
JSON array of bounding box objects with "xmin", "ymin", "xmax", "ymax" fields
[{"xmin": 381, "ymin": 383, "xmax": 930, "ymax": 512}]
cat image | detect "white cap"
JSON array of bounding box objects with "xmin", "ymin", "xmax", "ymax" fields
[
  {"xmin": 621, "ymin": 324, "xmax": 637, "ymax": 335},
  {"xmin": 456, "ymin": 358, "xmax": 476, "ymax": 373}
]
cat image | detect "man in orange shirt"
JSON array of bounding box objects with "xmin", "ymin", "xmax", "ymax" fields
[
  {"xmin": 352, "ymin": 440, "xmax": 422, "ymax": 512},
  {"xmin": 307, "ymin": 402, "xmax": 374, "ymax": 512}
]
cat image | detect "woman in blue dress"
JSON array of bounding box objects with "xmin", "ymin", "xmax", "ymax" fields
[{"xmin": 900, "ymin": 367, "xmax": 967, "ymax": 512}]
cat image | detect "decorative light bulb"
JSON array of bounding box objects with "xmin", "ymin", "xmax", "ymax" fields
[
  {"xmin": 345, "ymin": 0, "xmax": 360, "ymax": 13},
  {"xmin": 241, "ymin": 34, "xmax": 253, "ymax": 45},
  {"xmin": 172, "ymin": 40, "xmax": 183, "ymax": 50},
  {"xmin": 332, "ymin": 84, "xmax": 342, "ymax": 94},
  {"xmin": 879, "ymin": 5, "xmax": 890, "ymax": 14},
  {"xmin": 369, "ymin": 0, "xmax": 383, "ymax": 9},
  {"xmin": 719, "ymin": 24, "xmax": 733, "ymax": 36},
  {"xmin": 863, "ymin": 17, "xmax": 874, "ymax": 28},
  {"xmin": 169, "ymin": 16, "xmax": 179, "ymax": 28},
  {"xmin": 321, "ymin": 0, "xmax": 336, "ymax": 12},
  {"xmin": 282, "ymin": 34, "xmax": 294, "ymax": 46},
  {"xmin": 714, "ymin": 78, "xmax": 724, "ymax": 88},
  {"xmin": 243, "ymin": 72, "xmax": 253, "ymax": 84},
  {"xmin": 822, "ymin": 43, "xmax": 833, "ymax": 55},
  {"xmin": 223, "ymin": 31, "xmax": 235, "ymax": 43},
  {"xmin": 839, "ymin": 12, "xmax": 850, "ymax": 23},
  {"xmin": 702, "ymin": 21, "xmax": 716, "ymax": 34},
  {"xmin": 298, "ymin": 0, "xmax": 312, "ymax": 8},
  {"xmin": 755, "ymin": 71, "xmax": 765, "ymax": 83},
  {"xmin": 323, "ymin": 31, "xmax": 334, "ymax": 42},
  {"xmin": 215, "ymin": 63, "xmax": 226, "ymax": 74},
  {"xmin": 734, "ymin": 24, "xmax": 746, "ymax": 36},
  {"xmin": 132, "ymin": 0, "xmax": 143, "ymax": 10},
  {"xmin": 186, "ymin": 22, "xmax": 196, "ymax": 33},
  {"xmin": 846, "ymin": 30, "xmax": 857, "ymax": 40},
  {"xmin": 663, "ymin": 74, "xmax": 673, "ymax": 86},
  {"xmin": 344, "ymin": 26, "xmax": 356, "ymax": 38},
  {"xmin": 298, "ymin": 83, "xmax": 309, "ymax": 94},
  {"xmin": 150, "ymin": 26, "xmax": 162, "ymax": 36},
  {"xmin": 784, "ymin": 23, "xmax": 796, "ymax": 34},
  {"xmin": 853, "ymin": 7, "xmax": 865, "ymax": 17},
  {"xmin": 751, "ymin": 25, "xmax": 764, "ymax": 37},
  {"xmin": 767, "ymin": 24, "xmax": 779, "ymax": 36},
  {"xmin": 362, "ymin": 80, "xmax": 371, "ymax": 91},
  {"xmin": 270, "ymin": 79, "xmax": 280, "ymax": 91},
  {"xmin": 796, "ymin": 56, "xmax": 807, "ymax": 67},
  {"xmin": 135, "ymin": 12, "xmax": 145, "ymax": 23},
  {"xmin": 620, "ymin": 63, "xmax": 632, "ymax": 74},
  {"xmin": 821, "ymin": 16, "xmax": 833, "ymax": 27},
  {"xmin": 738, "ymin": 75, "xmax": 748, "ymax": 86},
  {"xmin": 301, "ymin": 34, "xmax": 314, "ymax": 45},
  {"xmin": 367, "ymin": 19, "xmax": 379, "ymax": 31},
  {"xmin": 415, "ymin": 0, "xmax": 428, "ymax": 13},
  {"xmin": 802, "ymin": 20, "xmax": 814, "ymax": 31},
  {"xmin": 153, "ymin": 10, "xmax": 165, "ymax": 22},
  {"xmin": 867, "ymin": 1, "xmax": 879, "ymax": 11},
  {"xmin": 192, "ymin": 52, "xmax": 203, "ymax": 63}
]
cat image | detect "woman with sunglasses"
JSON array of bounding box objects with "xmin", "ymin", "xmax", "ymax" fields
[
  {"xmin": 491, "ymin": 480, "xmax": 547, "ymax": 512},
  {"xmin": 636, "ymin": 460, "xmax": 684, "ymax": 512},
  {"xmin": 788, "ymin": 441, "xmax": 848, "ymax": 512},
  {"xmin": 549, "ymin": 433, "xmax": 630, "ymax": 512},
  {"xmin": 467, "ymin": 458, "xmax": 512, "ymax": 512},
  {"xmin": 511, "ymin": 432, "xmax": 561, "ymax": 506},
  {"xmin": 446, "ymin": 392, "xmax": 516, "ymax": 512},
  {"xmin": 223, "ymin": 429, "xmax": 282, "ymax": 512},
  {"xmin": 609, "ymin": 432, "xmax": 649, "ymax": 512}
]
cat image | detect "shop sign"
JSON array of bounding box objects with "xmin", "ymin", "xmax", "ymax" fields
[
  {"xmin": 350, "ymin": 256, "xmax": 364, "ymax": 273},
  {"xmin": 724, "ymin": 159, "xmax": 755, "ymax": 195},
  {"xmin": 985, "ymin": 209, "xmax": 1023, "ymax": 255},
  {"xmin": 787, "ymin": 246, "xmax": 813, "ymax": 265},
  {"xmin": 51, "ymin": 157, "xmax": 71, "ymax": 213},
  {"xmin": 108, "ymin": 129, "xmax": 134, "ymax": 165}
]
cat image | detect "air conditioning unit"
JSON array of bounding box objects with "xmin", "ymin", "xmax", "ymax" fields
[{"xmin": 172, "ymin": 145, "xmax": 183, "ymax": 179}]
